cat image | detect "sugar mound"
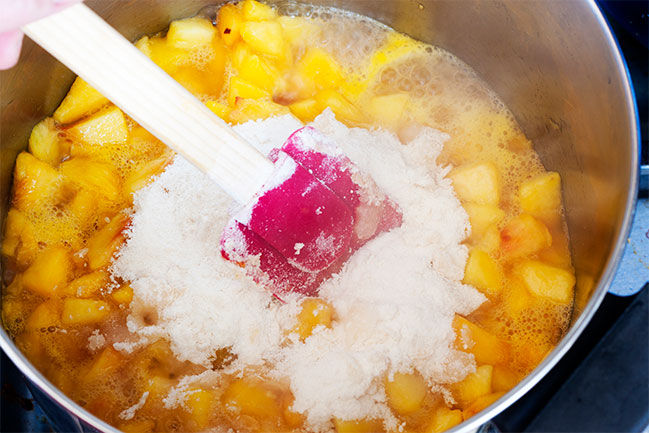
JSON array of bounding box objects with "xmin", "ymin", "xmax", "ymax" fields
[{"xmin": 111, "ymin": 110, "xmax": 485, "ymax": 430}]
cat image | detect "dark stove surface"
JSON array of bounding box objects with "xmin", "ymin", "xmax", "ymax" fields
[{"xmin": 1, "ymin": 1, "xmax": 648, "ymax": 433}]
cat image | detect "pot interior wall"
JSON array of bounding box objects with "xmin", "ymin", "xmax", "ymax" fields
[{"xmin": 0, "ymin": 0, "xmax": 636, "ymax": 382}]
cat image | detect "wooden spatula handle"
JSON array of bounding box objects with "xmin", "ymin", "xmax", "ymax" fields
[{"xmin": 22, "ymin": 3, "xmax": 274, "ymax": 204}]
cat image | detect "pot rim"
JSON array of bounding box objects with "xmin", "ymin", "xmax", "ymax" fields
[{"xmin": 0, "ymin": 0, "xmax": 640, "ymax": 432}]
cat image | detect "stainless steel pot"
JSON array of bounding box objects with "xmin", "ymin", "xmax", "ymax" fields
[{"xmin": 0, "ymin": 1, "xmax": 639, "ymax": 432}]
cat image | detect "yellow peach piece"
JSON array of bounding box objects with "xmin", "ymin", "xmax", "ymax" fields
[
  {"xmin": 462, "ymin": 391, "xmax": 505, "ymax": 419},
  {"xmin": 63, "ymin": 270, "xmax": 109, "ymax": 298},
  {"xmin": 316, "ymin": 89, "xmax": 365, "ymax": 125},
  {"xmin": 53, "ymin": 77, "xmax": 109, "ymax": 124},
  {"xmin": 424, "ymin": 407, "xmax": 463, "ymax": 433},
  {"xmin": 491, "ymin": 365, "xmax": 520, "ymax": 393},
  {"xmin": 118, "ymin": 420, "xmax": 155, "ymax": 433},
  {"xmin": 228, "ymin": 76, "xmax": 270, "ymax": 106},
  {"xmin": 205, "ymin": 100, "xmax": 232, "ymax": 119},
  {"xmin": 86, "ymin": 213, "xmax": 129, "ymax": 270},
  {"xmin": 289, "ymin": 99, "xmax": 320, "ymax": 122},
  {"xmin": 452, "ymin": 365, "xmax": 493, "ymax": 408},
  {"xmin": 519, "ymin": 172, "xmax": 562, "ymax": 223},
  {"xmin": 25, "ymin": 299, "xmax": 61, "ymax": 331},
  {"xmin": 123, "ymin": 153, "xmax": 174, "ymax": 198},
  {"xmin": 228, "ymin": 97, "xmax": 291, "ymax": 124},
  {"xmin": 294, "ymin": 298, "xmax": 334, "ymax": 340},
  {"xmin": 222, "ymin": 378, "xmax": 282, "ymax": 419},
  {"xmin": 385, "ymin": 371, "xmax": 428, "ymax": 415},
  {"xmin": 240, "ymin": 21, "xmax": 285, "ymax": 58},
  {"xmin": 296, "ymin": 48, "xmax": 344, "ymax": 96},
  {"xmin": 186, "ymin": 389, "xmax": 215, "ymax": 430},
  {"xmin": 367, "ymin": 94, "xmax": 409, "ymax": 129},
  {"xmin": 62, "ymin": 298, "xmax": 111, "ymax": 326},
  {"xmin": 464, "ymin": 203, "xmax": 505, "ymax": 238},
  {"xmin": 242, "ymin": 0, "xmax": 277, "ymax": 21},
  {"xmin": 111, "ymin": 284, "xmax": 134, "ymax": 305},
  {"xmin": 22, "ymin": 247, "xmax": 72, "ymax": 298},
  {"xmin": 463, "ymin": 249, "xmax": 503, "ymax": 297},
  {"xmin": 12, "ymin": 152, "xmax": 60, "ymax": 212},
  {"xmin": 166, "ymin": 17, "xmax": 215, "ymax": 49},
  {"xmin": 67, "ymin": 105, "xmax": 129, "ymax": 149},
  {"xmin": 449, "ymin": 162, "xmax": 500, "ymax": 205},
  {"xmin": 146, "ymin": 37, "xmax": 187, "ymax": 74},
  {"xmin": 334, "ymin": 418, "xmax": 384, "ymax": 433},
  {"xmin": 68, "ymin": 189, "xmax": 98, "ymax": 228},
  {"xmin": 238, "ymin": 54, "xmax": 280, "ymax": 92},
  {"xmin": 60, "ymin": 157, "xmax": 121, "ymax": 202},
  {"xmin": 500, "ymin": 214, "xmax": 552, "ymax": 259},
  {"xmin": 513, "ymin": 260, "xmax": 575, "ymax": 304},
  {"xmin": 217, "ymin": 3, "xmax": 244, "ymax": 46},
  {"xmin": 28, "ymin": 118, "xmax": 61, "ymax": 166},
  {"xmin": 453, "ymin": 316, "xmax": 510, "ymax": 366},
  {"xmin": 84, "ymin": 346, "xmax": 123, "ymax": 383},
  {"xmin": 1, "ymin": 208, "xmax": 36, "ymax": 263}
]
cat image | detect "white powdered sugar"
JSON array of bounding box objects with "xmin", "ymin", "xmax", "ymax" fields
[{"xmin": 110, "ymin": 110, "xmax": 485, "ymax": 431}]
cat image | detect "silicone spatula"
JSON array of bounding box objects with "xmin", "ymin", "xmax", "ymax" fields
[{"xmin": 22, "ymin": 3, "xmax": 401, "ymax": 295}]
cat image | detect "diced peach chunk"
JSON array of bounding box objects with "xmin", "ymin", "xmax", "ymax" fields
[
  {"xmin": 62, "ymin": 298, "xmax": 111, "ymax": 326},
  {"xmin": 385, "ymin": 371, "xmax": 427, "ymax": 415},
  {"xmin": 60, "ymin": 157, "xmax": 121, "ymax": 202},
  {"xmin": 12, "ymin": 152, "xmax": 60, "ymax": 212},
  {"xmin": 453, "ymin": 316, "xmax": 510, "ymax": 366},
  {"xmin": 501, "ymin": 276, "xmax": 533, "ymax": 319},
  {"xmin": 464, "ymin": 203, "xmax": 505, "ymax": 238},
  {"xmin": 1, "ymin": 208, "xmax": 37, "ymax": 266},
  {"xmin": 463, "ymin": 249, "xmax": 503, "ymax": 296},
  {"xmin": 491, "ymin": 365, "xmax": 521, "ymax": 393},
  {"xmin": 84, "ymin": 346, "xmax": 123, "ymax": 383},
  {"xmin": 111, "ymin": 284, "xmax": 134, "ymax": 305},
  {"xmin": 238, "ymin": 54, "xmax": 280, "ymax": 92},
  {"xmin": 240, "ymin": 21, "xmax": 285, "ymax": 58},
  {"xmin": 53, "ymin": 77, "xmax": 109, "ymax": 124},
  {"xmin": 333, "ymin": 418, "xmax": 384, "ymax": 433},
  {"xmin": 67, "ymin": 105, "xmax": 129, "ymax": 149},
  {"xmin": 205, "ymin": 100, "xmax": 232, "ymax": 119},
  {"xmin": 186, "ymin": 389, "xmax": 216, "ymax": 430},
  {"xmin": 452, "ymin": 365, "xmax": 493, "ymax": 407},
  {"xmin": 146, "ymin": 37, "xmax": 187, "ymax": 74},
  {"xmin": 289, "ymin": 99, "xmax": 320, "ymax": 122},
  {"xmin": 295, "ymin": 48, "xmax": 344, "ymax": 96},
  {"xmin": 123, "ymin": 153, "xmax": 174, "ymax": 198},
  {"xmin": 316, "ymin": 90, "xmax": 365, "ymax": 125},
  {"xmin": 119, "ymin": 420, "xmax": 155, "ymax": 433},
  {"xmin": 228, "ymin": 97, "xmax": 290, "ymax": 124},
  {"xmin": 167, "ymin": 17, "xmax": 215, "ymax": 49},
  {"xmin": 222, "ymin": 378, "xmax": 282, "ymax": 419},
  {"xmin": 228, "ymin": 76, "xmax": 270, "ymax": 106},
  {"xmin": 500, "ymin": 214, "xmax": 552, "ymax": 259},
  {"xmin": 513, "ymin": 260, "xmax": 575, "ymax": 304},
  {"xmin": 424, "ymin": 407, "xmax": 463, "ymax": 433},
  {"xmin": 25, "ymin": 299, "xmax": 61, "ymax": 331},
  {"xmin": 449, "ymin": 162, "xmax": 500, "ymax": 205},
  {"xmin": 462, "ymin": 391, "xmax": 505, "ymax": 419},
  {"xmin": 519, "ymin": 172, "xmax": 562, "ymax": 223},
  {"xmin": 217, "ymin": 4, "xmax": 244, "ymax": 46},
  {"xmin": 63, "ymin": 270, "xmax": 108, "ymax": 298},
  {"xmin": 294, "ymin": 298, "xmax": 333, "ymax": 340},
  {"xmin": 242, "ymin": 0, "xmax": 277, "ymax": 21},
  {"xmin": 68, "ymin": 189, "xmax": 98, "ymax": 228},
  {"xmin": 22, "ymin": 247, "xmax": 72, "ymax": 298},
  {"xmin": 86, "ymin": 213, "xmax": 129, "ymax": 270},
  {"xmin": 28, "ymin": 118, "xmax": 61, "ymax": 166},
  {"xmin": 367, "ymin": 94, "xmax": 409, "ymax": 129}
]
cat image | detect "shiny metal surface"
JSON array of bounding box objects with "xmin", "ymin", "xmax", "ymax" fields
[{"xmin": 0, "ymin": 1, "xmax": 639, "ymax": 432}]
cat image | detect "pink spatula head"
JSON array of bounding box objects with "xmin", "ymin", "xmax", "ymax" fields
[{"xmin": 221, "ymin": 127, "xmax": 402, "ymax": 296}]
